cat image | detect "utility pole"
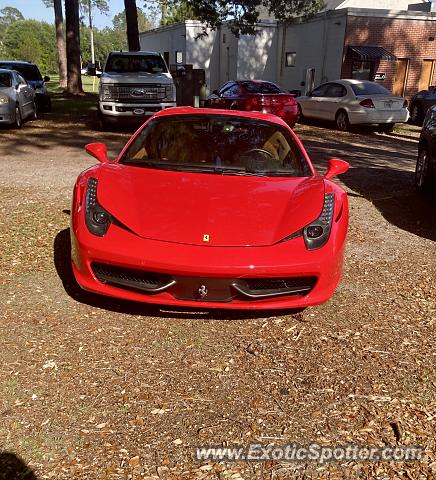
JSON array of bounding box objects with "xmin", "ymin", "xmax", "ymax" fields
[
  {"xmin": 87, "ymin": 0, "xmax": 97, "ymax": 91},
  {"xmin": 88, "ymin": 0, "xmax": 95, "ymax": 66}
]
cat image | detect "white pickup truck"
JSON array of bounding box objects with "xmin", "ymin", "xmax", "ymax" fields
[{"xmin": 98, "ymin": 51, "xmax": 176, "ymax": 129}]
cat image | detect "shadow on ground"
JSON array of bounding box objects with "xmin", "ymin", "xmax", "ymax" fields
[
  {"xmin": 298, "ymin": 126, "xmax": 436, "ymax": 241},
  {"xmin": 53, "ymin": 228, "xmax": 303, "ymax": 320},
  {"xmin": 341, "ymin": 166, "xmax": 436, "ymax": 241},
  {"xmin": 0, "ymin": 452, "xmax": 37, "ymax": 480}
]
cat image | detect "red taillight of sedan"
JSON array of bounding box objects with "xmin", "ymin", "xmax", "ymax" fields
[
  {"xmin": 246, "ymin": 95, "xmax": 297, "ymax": 123},
  {"xmin": 359, "ymin": 98, "xmax": 375, "ymax": 108}
]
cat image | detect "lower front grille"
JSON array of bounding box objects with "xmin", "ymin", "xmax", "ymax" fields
[
  {"xmin": 91, "ymin": 262, "xmax": 316, "ymax": 301},
  {"xmin": 234, "ymin": 276, "xmax": 317, "ymax": 299},
  {"xmin": 91, "ymin": 262, "xmax": 175, "ymax": 293}
]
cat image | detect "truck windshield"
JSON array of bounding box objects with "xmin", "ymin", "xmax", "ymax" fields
[
  {"xmin": 120, "ymin": 114, "xmax": 311, "ymax": 177},
  {"xmin": 105, "ymin": 54, "xmax": 167, "ymax": 74}
]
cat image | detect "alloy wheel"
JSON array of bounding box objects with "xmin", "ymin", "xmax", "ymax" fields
[
  {"xmin": 410, "ymin": 104, "xmax": 421, "ymax": 123},
  {"xmin": 15, "ymin": 107, "xmax": 22, "ymax": 128},
  {"xmin": 336, "ymin": 112, "xmax": 349, "ymax": 131}
]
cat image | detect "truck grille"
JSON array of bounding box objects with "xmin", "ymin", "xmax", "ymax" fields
[{"xmin": 101, "ymin": 83, "xmax": 169, "ymax": 102}]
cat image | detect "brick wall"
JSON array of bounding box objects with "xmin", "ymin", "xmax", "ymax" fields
[{"xmin": 342, "ymin": 15, "xmax": 436, "ymax": 98}]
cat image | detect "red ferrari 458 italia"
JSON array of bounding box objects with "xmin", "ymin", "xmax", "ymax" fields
[{"xmin": 71, "ymin": 107, "xmax": 349, "ymax": 310}]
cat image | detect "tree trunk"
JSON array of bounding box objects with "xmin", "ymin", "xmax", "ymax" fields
[
  {"xmin": 65, "ymin": 0, "xmax": 83, "ymax": 95},
  {"xmin": 124, "ymin": 0, "xmax": 140, "ymax": 51},
  {"xmin": 53, "ymin": 0, "xmax": 67, "ymax": 88}
]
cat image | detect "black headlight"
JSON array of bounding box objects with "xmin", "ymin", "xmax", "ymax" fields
[
  {"xmin": 85, "ymin": 177, "xmax": 111, "ymax": 236},
  {"xmin": 303, "ymin": 193, "xmax": 335, "ymax": 250}
]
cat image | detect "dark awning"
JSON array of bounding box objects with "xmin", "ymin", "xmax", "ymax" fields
[{"xmin": 348, "ymin": 45, "xmax": 396, "ymax": 61}]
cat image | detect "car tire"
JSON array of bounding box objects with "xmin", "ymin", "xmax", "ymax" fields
[
  {"xmin": 97, "ymin": 111, "xmax": 108, "ymax": 131},
  {"xmin": 410, "ymin": 103, "xmax": 423, "ymax": 124},
  {"xmin": 335, "ymin": 110, "xmax": 350, "ymax": 132},
  {"xmin": 415, "ymin": 144, "xmax": 433, "ymax": 192},
  {"xmin": 297, "ymin": 104, "xmax": 304, "ymax": 123},
  {"xmin": 14, "ymin": 105, "xmax": 22, "ymax": 128},
  {"xmin": 378, "ymin": 123, "xmax": 395, "ymax": 134},
  {"xmin": 31, "ymin": 102, "xmax": 38, "ymax": 121}
]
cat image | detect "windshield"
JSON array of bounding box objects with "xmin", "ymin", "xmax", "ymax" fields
[
  {"xmin": 0, "ymin": 63, "xmax": 42, "ymax": 81},
  {"xmin": 120, "ymin": 115, "xmax": 310, "ymax": 177},
  {"xmin": 350, "ymin": 82, "xmax": 391, "ymax": 96},
  {"xmin": 241, "ymin": 81, "xmax": 283, "ymax": 94},
  {"xmin": 0, "ymin": 72, "xmax": 12, "ymax": 88},
  {"xmin": 105, "ymin": 54, "xmax": 167, "ymax": 74}
]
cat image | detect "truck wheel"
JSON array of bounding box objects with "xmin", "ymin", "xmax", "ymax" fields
[{"xmin": 97, "ymin": 112, "xmax": 108, "ymax": 131}]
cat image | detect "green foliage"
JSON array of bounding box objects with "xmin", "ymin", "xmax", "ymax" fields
[
  {"xmin": 80, "ymin": 25, "xmax": 121, "ymax": 65},
  {"xmin": 1, "ymin": 20, "xmax": 58, "ymax": 74},
  {"xmin": 113, "ymin": 7, "xmax": 154, "ymax": 34},
  {"xmin": 156, "ymin": 0, "xmax": 325, "ymax": 35},
  {"xmin": 160, "ymin": 0, "xmax": 201, "ymax": 26},
  {"xmin": 42, "ymin": 0, "xmax": 109, "ymax": 15},
  {"xmin": 0, "ymin": 6, "xmax": 24, "ymax": 41}
]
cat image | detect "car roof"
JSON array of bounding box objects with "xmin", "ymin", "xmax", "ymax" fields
[
  {"xmin": 108, "ymin": 51, "xmax": 160, "ymax": 56},
  {"xmin": 0, "ymin": 60, "xmax": 36, "ymax": 66},
  {"xmin": 237, "ymin": 79, "xmax": 276, "ymax": 84},
  {"xmin": 328, "ymin": 79, "xmax": 377, "ymax": 86}
]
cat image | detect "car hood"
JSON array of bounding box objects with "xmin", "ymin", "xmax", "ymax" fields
[
  {"xmin": 97, "ymin": 164, "xmax": 325, "ymax": 247},
  {"xmin": 101, "ymin": 72, "xmax": 173, "ymax": 85}
]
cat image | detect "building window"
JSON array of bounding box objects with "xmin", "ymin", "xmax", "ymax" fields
[
  {"xmin": 175, "ymin": 51, "xmax": 183, "ymax": 64},
  {"xmin": 351, "ymin": 61, "xmax": 373, "ymax": 80},
  {"xmin": 285, "ymin": 52, "xmax": 296, "ymax": 67},
  {"xmin": 223, "ymin": 34, "xmax": 226, "ymax": 44}
]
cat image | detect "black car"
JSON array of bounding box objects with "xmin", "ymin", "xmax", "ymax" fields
[
  {"xmin": 415, "ymin": 105, "xmax": 436, "ymax": 191},
  {"xmin": 409, "ymin": 86, "xmax": 436, "ymax": 124},
  {"xmin": 0, "ymin": 61, "xmax": 51, "ymax": 112}
]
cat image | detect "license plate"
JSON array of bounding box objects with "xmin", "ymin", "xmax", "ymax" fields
[
  {"xmin": 133, "ymin": 108, "xmax": 145, "ymax": 115},
  {"xmin": 384, "ymin": 101, "xmax": 393, "ymax": 108}
]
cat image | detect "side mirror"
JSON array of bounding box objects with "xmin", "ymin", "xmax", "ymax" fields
[
  {"xmin": 85, "ymin": 143, "xmax": 108, "ymax": 163},
  {"xmin": 44, "ymin": 75, "xmax": 50, "ymax": 82},
  {"xmin": 324, "ymin": 158, "xmax": 349, "ymax": 179},
  {"xmin": 96, "ymin": 73, "xmax": 102, "ymax": 78},
  {"xmin": 212, "ymin": 89, "xmax": 218, "ymax": 95}
]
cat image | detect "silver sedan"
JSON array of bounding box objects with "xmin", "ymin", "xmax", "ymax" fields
[
  {"xmin": 0, "ymin": 68, "xmax": 37, "ymax": 128},
  {"xmin": 296, "ymin": 79, "xmax": 409, "ymax": 133}
]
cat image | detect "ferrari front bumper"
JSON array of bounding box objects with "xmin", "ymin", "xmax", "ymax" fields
[{"xmin": 70, "ymin": 217, "xmax": 347, "ymax": 310}]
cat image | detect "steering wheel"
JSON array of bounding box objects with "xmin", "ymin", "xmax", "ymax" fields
[{"xmin": 244, "ymin": 148, "xmax": 275, "ymax": 160}]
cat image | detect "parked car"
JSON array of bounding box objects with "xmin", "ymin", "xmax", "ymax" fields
[
  {"xmin": 415, "ymin": 105, "xmax": 436, "ymax": 191},
  {"xmin": 296, "ymin": 79, "xmax": 409, "ymax": 132},
  {"xmin": 0, "ymin": 68, "xmax": 37, "ymax": 128},
  {"xmin": 0, "ymin": 61, "xmax": 51, "ymax": 112},
  {"xmin": 409, "ymin": 86, "xmax": 436, "ymax": 124},
  {"xmin": 81, "ymin": 63, "xmax": 102, "ymax": 76},
  {"xmin": 205, "ymin": 80, "xmax": 299, "ymax": 127},
  {"xmin": 71, "ymin": 107, "xmax": 349, "ymax": 310}
]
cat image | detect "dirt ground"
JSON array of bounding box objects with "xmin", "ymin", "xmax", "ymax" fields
[{"xmin": 0, "ymin": 115, "xmax": 435, "ymax": 480}]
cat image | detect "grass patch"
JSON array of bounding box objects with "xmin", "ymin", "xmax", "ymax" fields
[{"xmin": 46, "ymin": 74, "xmax": 99, "ymax": 119}]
